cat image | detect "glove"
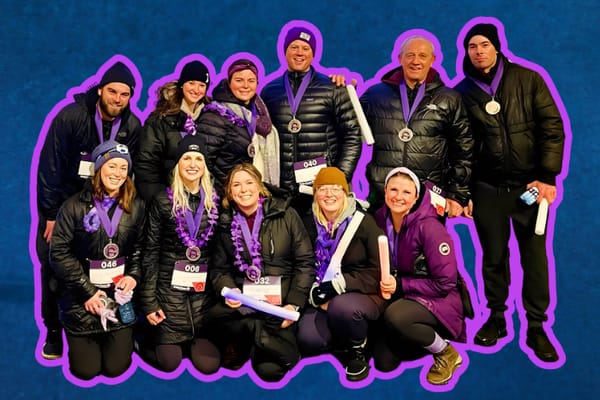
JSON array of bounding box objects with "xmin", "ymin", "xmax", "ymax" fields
[
  {"xmin": 308, "ymin": 281, "xmax": 338, "ymax": 307},
  {"xmin": 99, "ymin": 307, "xmax": 119, "ymax": 331},
  {"xmin": 391, "ymin": 275, "xmax": 404, "ymax": 301}
]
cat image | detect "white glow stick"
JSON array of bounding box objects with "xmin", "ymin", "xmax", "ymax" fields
[
  {"xmin": 378, "ymin": 235, "xmax": 392, "ymax": 300},
  {"xmin": 535, "ymin": 198, "xmax": 549, "ymax": 236},
  {"xmin": 323, "ymin": 211, "xmax": 365, "ymax": 282},
  {"xmin": 346, "ymin": 84, "xmax": 374, "ymax": 145},
  {"xmin": 221, "ymin": 287, "xmax": 300, "ymax": 321}
]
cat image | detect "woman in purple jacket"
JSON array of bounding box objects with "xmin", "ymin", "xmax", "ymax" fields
[{"xmin": 373, "ymin": 167, "xmax": 465, "ymax": 385}]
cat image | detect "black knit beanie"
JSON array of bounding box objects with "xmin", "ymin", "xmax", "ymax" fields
[
  {"xmin": 178, "ymin": 61, "xmax": 210, "ymax": 88},
  {"xmin": 463, "ymin": 23, "xmax": 501, "ymax": 52},
  {"xmin": 99, "ymin": 62, "xmax": 136, "ymax": 93}
]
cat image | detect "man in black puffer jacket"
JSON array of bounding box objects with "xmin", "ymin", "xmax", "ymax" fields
[
  {"xmin": 36, "ymin": 60, "xmax": 142, "ymax": 360},
  {"xmin": 454, "ymin": 22, "xmax": 565, "ymax": 363},
  {"xmin": 261, "ymin": 22, "xmax": 361, "ymax": 218},
  {"xmin": 361, "ymin": 34, "xmax": 473, "ymax": 217}
]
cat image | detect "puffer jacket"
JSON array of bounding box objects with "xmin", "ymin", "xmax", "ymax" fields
[
  {"xmin": 210, "ymin": 195, "xmax": 316, "ymax": 309},
  {"xmin": 304, "ymin": 197, "xmax": 384, "ymax": 298},
  {"xmin": 50, "ymin": 183, "xmax": 145, "ymax": 335},
  {"xmin": 139, "ymin": 188, "xmax": 219, "ymax": 344},
  {"xmin": 38, "ymin": 87, "xmax": 141, "ymax": 220},
  {"xmin": 134, "ymin": 111, "xmax": 197, "ymax": 202},
  {"xmin": 454, "ymin": 54, "xmax": 565, "ymax": 187},
  {"xmin": 361, "ymin": 67, "xmax": 473, "ymax": 206},
  {"xmin": 261, "ymin": 67, "xmax": 361, "ymax": 194},
  {"xmin": 374, "ymin": 190, "xmax": 465, "ymax": 342}
]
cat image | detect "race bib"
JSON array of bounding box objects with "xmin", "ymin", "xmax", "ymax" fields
[
  {"xmin": 78, "ymin": 152, "xmax": 94, "ymax": 178},
  {"xmin": 293, "ymin": 156, "xmax": 326, "ymax": 185},
  {"xmin": 424, "ymin": 181, "xmax": 446, "ymax": 217},
  {"xmin": 243, "ymin": 275, "xmax": 282, "ymax": 305},
  {"xmin": 89, "ymin": 257, "xmax": 125, "ymax": 288},
  {"xmin": 171, "ymin": 261, "xmax": 207, "ymax": 292}
]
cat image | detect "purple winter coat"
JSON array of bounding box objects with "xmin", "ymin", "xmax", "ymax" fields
[{"xmin": 374, "ymin": 190, "xmax": 465, "ymax": 342}]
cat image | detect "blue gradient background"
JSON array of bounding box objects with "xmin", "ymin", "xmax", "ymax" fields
[{"xmin": 1, "ymin": 1, "xmax": 597, "ymax": 399}]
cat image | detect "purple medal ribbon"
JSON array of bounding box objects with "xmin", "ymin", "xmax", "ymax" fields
[
  {"xmin": 468, "ymin": 58, "xmax": 504, "ymax": 98},
  {"xmin": 181, "ymin": 114, "xmax": 197, "ymax": 137},
  {"xmin": 399, "ymin": 80, "xmax": 427, "ymax": 126},
  {"xmin": 384, "ymin": 215, "xmax": 400, "ymax": 268},
  {"xmin": 232, "ymin": 197, "xmax": 265, "ymax": 275},
  {"xmin": 93, "ymin": 197, "xmax": 124, "ymax": 239},
  {"xmin": 183, "ymin": 189, "xmax": 206, "ymax": 240},
  {"xmin": 314, "ymin": 217, "xmax": 350, "ymax": 282},
  {"xmin": 240, "ymin": 103, "xmax": 257, "ymax": 139},
  {"xmin": 284, "ymin": 70, "xmax": 312, "ymax": 117},
  {"xmin": 95, "ymin": 105, "xmax": 122, "ymax": 143}
]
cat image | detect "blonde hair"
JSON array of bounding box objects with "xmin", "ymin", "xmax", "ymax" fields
[
  {"xmin": 170, "ymin": 156, "xmax": 216, "ymax": 214},
  {"xmin": 222, "ymin": 163, "xmax": 271, "ymax": 209}
]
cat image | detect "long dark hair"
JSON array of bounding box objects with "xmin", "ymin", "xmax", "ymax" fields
[
  {"xmin": 92, "ymin": 173, "xmax": 136, "ymax": 213},
  {"xmin": 151, "ymin": 81, "xmax": 211, "ymax": 117}
]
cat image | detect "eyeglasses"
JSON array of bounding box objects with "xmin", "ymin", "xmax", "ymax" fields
[{"xmin": 316, "ymin": 185, "xmax": 344, "ymax": 195}]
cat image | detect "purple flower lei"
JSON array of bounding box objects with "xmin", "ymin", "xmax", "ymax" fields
[
  {"xmin": 231, "ymin": 196, "xmax": 265, "ymax": 276},
  {"xmin": 313, "ymin": 217, "xmax": 350, "ymax": 283},
  {"xmin": 83, "ymin": 195, "xmax": 116, "ymax": 233},
  {"xmin": 166, "ymin": 187, "xmax": 219, "ymax": 249},
  {"xmin": 203, "ymin": 101, "xmax": 247, "ymax": 127}
]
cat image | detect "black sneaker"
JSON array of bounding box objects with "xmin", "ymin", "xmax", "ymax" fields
[
  {"xmin": 526, "ymin": 327, "xmax": 558, "ymax": 362},
  {"xmin": 474, "ymin": 313, "xmax": 507, "ymax": 346},
  {"xmin": 345, "ymin": 340, "xmax": 370, "ymax": 382},
  {"xmin": 42, "ymin": 329, "xmax": 63, "ymax": 360}
]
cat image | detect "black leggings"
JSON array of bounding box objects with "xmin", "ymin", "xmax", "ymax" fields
[
  {"xmin": 66, "ymin": 327, "xmax": 133, "ymax": 380},
  {"xmin": 155, "ymin": 338, "xmax": 220, "ymax": 374}
]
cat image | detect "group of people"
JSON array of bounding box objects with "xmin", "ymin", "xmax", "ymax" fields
[{"xmin": 35, "ymin": 20, "xmax": 566, "ymax": 386}]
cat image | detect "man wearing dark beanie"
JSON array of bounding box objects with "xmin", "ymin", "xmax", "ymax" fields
[
  {"xmin": 36, "ymin": 59, "xmax": 142, "ymax": 360},
  {"xmin": 261, "ymin": 21, "xmax": 361, "ymax": 220},
  {"xmin": 454, "ymin": 20, "xmax": 565, "ymax": 363}
]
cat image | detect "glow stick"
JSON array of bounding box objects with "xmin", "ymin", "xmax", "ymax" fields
[
  {"xmin": 323, "ymin": 211, "xmax": 365, "ymax": 282},
  {"xmin": 221, "ymin": 287, "xmax": 300, "ymax": 321},
  {"xmin": 346, "ymin": 84, "xmax": 374, "ymax": 145},
  {"xmin": 378, "ymin": 235, "xmax": 392, "ymax": 300},
  {"xmin": 535, "ymin": 198, "xmax": 549, "ymax": 236}
]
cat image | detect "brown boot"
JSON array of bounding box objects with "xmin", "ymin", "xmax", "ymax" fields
[{"xmin": 426, "ymin": 343, "xmax": 462, "ymax": 385}]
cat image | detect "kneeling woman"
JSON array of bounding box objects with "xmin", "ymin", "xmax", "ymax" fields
[
  {"xmin": 209, "ymin": 163, "xmax": 314, "ymax": 382},
  {"xmin": 296, "ymin": 167, "xmax": 386, "ymax": 382},
  {"xmin": 139, "ymin": 135, "xmax": 221, "ymax": 374},
  {"xmin": 50, "ymin": 141, "xmax": 145, "ymax": 380},
  {"xmin": 374, "ymin": 167, "xmax": 465, "ymax": 385}
]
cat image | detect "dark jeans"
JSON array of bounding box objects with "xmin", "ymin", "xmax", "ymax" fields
[{"xmin": 472, "ymin": 181, "xmax": 550, "ymax": 326}]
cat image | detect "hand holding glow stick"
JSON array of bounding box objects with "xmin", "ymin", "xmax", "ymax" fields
[
  {"xmin": 346, "ymin": 84, "xmax": 374, "ymax": 145},
  {"xmin": 535, "ymin": 198, "xmax": 549, "ymax": 236},
  {"xmin": 221, "ymin": 287, "xmax": 300, "ymax": 321},
  {"xmin": 378, "ymin": 235, "xmax": 392, "ymax": 300}
]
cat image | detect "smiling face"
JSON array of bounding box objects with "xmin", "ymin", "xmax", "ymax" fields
[
  {"xmin": 285, "ymin": 39, "xmax": 313, "ymax": 73},
  {"xmin": 230, "ymin": 170, "xmax": 260, "ymax": 215},
  {"xmin": 398, "ymin": 38, "xmax": 436, "ymax": 88},
  {"xmin": 467, "ymin": 34, "xmax": 498, "ymax": 73},
  {"xmin": 181, "ymin": 80, "xmax": 207, "ymax": 107},
  {"xmin": 177, "ymin": 151, "xmax": 205, "ymax": 190},
  {"xmin": 229, "ymin": 69, "xmax": 258, "ymax": 104},
  {"xmin": 316, "ymin": 184, "xmax": 346, "ymax": 221},
  {"xmin": 97, "ymin": 82, "xmax": 131, "ymax": 120},
  {"xmin": 100, "ymin": 157, "xmax": 129, "ymax": 197},
  {"xmin": 384, "ymin": 175, "xmax": 419, "ymax": 218}
]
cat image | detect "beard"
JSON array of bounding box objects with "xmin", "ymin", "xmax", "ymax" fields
[{"xmin": 98, "ymin": 96, "xmax": 126, "ymax": 119}]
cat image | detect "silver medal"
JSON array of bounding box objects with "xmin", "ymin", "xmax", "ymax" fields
[
  {"xmin": 247, "ymin": 143, "xmax": 256, "ymax": 158},
  {"xmin": 398, "ymin": 127, "xmax": 414, "ymax": 142},
  {"xmin": 103, "ymin": 243, "xmax": 119, "ymax": 260},
  {"xmin": 246, "ymin": 265, "xmax": 261, "ymax": 281},
  {"xmin": 485, "ymin": 100, "xmax": 501, "ymax": 115},
  {"xmin": 288, "ymin": 118, "xmax": 302, "ymax": 133},
  {"xmin": 186, "ymin": 246, "xmax": 201, "ymax": 262}
]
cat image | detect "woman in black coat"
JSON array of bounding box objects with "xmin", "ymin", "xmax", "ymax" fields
[
  {"xmin": 50, "ymin": 141, "xmax": 145, "ymax": 380},
  {"xmin": 208, "ymin": 163, "xmax": 315, "ymax": 382},
  {"xmin": 139, "ymin": 135, "xmax": 221, "ymax": 374}
]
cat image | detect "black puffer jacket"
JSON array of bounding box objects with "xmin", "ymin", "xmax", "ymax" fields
[
  {"xmin": 196, "ymin": 80, "xmax": 255, "ymax": 191},
  {"xmin": 361, "ymin": 67, "xmax": 473, "ymax": 206},
  {"xmin": 139, "ymin": 189, "xmax": 219, "ymax": 344},
  {"xmin": 38, "ymin": 87, "xmax": 142, "ymax": 220},
  {"xmin": 134, "ymin": 111, "xmax": 196, "ymax": 202},
  {"xmin": 454, "ymin": 55, "xmax": 565, "ymax": 186},
  {"xmin": 261, "ymin": 68, "xmax": 361, "ymax": 194},
  {"xmin": 210, "ymin": 195, "xmax": 316, "ymax": 309},
  {"xmin": 50, "ymin": 184, "xmax": 145, "ymax": 335}
]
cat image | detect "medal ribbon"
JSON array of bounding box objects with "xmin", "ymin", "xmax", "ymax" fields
[
  {"xmin": 384, "ymin": 214, "xmax": 400, "ymax": 268},
  {"xmin": 399, "ymin": 80, "xmax": 426, "ymax": 126},
  {"xmin": 284, "ymin": 70, "xmax": 312, "ymax": 117},
  {"xmin": 315, "ymin": 217, "xmax": 350, "ymax": 282},
  {"xmin": 95, "ymin": 105, "xmax": 122, "ymax": 143},
  {"xmin": 93, "ymin": 198, "xmax": 124, "ymax": 239},
  {"xmin": 233, "ymin": 198, "xmax": 265, "ymax": 272},
  {"xmin": 240, "ymin": 103, "xmax": 257, "ymax": 139},
  {"xmin": 183, "ymin": 189, "xmax": 206, "ymax": 240},
  {"xmin": 468, "ymin": 58, "xmax": 504, "ymax": 98}
]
